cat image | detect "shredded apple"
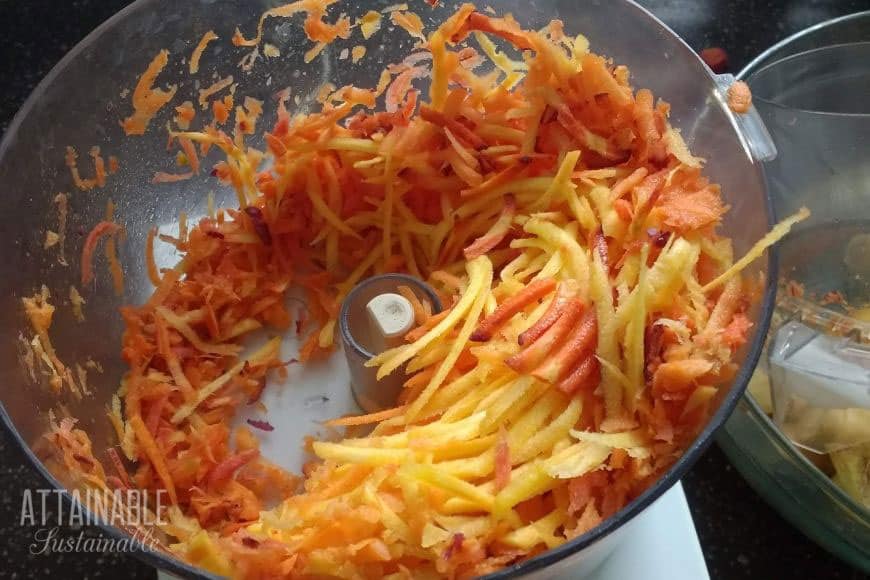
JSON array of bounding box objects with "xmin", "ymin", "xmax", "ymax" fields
[{"xmin": 35, "ymin": 3, "xmax": 810, "ymax": 579}]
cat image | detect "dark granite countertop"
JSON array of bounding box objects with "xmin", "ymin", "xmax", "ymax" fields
[{"xmin": 0, "ymin": 1, "xmax": 867, "ymax": 579}]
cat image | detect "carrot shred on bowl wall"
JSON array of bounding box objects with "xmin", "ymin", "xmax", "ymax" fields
[{"xmin": 122, "ymin": 49, "xmax": 178, "ymax": 135}]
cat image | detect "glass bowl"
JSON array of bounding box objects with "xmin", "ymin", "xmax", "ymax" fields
[
  {"xmin": 719, "ymin": 11, "xmax": 870, "ymax": 574},
  {"xmin": 0, "ymin": 1, "xmax": 774, "ymax": 577}
]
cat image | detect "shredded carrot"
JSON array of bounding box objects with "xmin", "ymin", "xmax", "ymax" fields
[
  {"xmin": 532, "ymin": 309, "xmax": 597, "ymax": 383},
  {"xmin": 198, "ymin": 76, "xmax": 234, "ymax": 109},
  {"xmin": 506, "ymin": 299, "xmax": 584, "ymax": 373},
  {"xmin": 610, "ymin": 167, "xmax": 648, "ymax": 201},
  {"xmin": 122, "ymin": 49, "xmax": 178, "ymax": 135},
  {"xmin": 358, "ymin": 10, "xmax": 382, "ymax": 39},
  {"xmin": 556, "ymin": 355, "xmax": 599, "ymax": 395},
  {"xmin": 518, "ymin": 281, "xmax": 578, "ymax": 345},
  {"xmin": 81, "ymin": 221, "xmax": 122, "ymax": 287},
  {"xmin": 397, "ymin": 285, "xmax": 429, "ymax": 325},
  {"xmin": 463, "ymin": 194, "xmax": 516, "ymax": 259},
  {"xmin": 351, "ymin": 45, "xmax": 367, "ymax": 64},
  {"xmin": 129, "ymin": 414, "xmax": 177, "ymax": 504},
  {"xmin": 324, "ymin": 405, "xmax": 407, "ymax": 427},
  {"xmin": 653, "ymin": 186, "xmax": 726, "ymax": 233},
  {"xmin": 174, "ymin": 101, "xmax": 196, "ymax": 130},
  {"xmin": 104, "ymin": 209, "xmax": 126, "ymax": 297},
  {"xmin": 406, "ymin": 308, "xmax": 451, "ymax": 342},
  {"xmin": 207, "ymin": 449, "xmax": 259, "ymax": 488},
  {"xmin": 106, "ymin": 447, "xmax": 131, "ymax": 489},
  {"xmin": 145, "ymin": 227, "xmax": 161, "ymax": 286},
  {"xmin": 65, "ymin": 146, "xmax": 105, "ymax": 191},
  {"xmin": 213, "ymin": 94, "xmax": 233, "ymax": 125},
  {"xmin": 471, "ymin": 278, "xmax": 555, "ymax": 341},
  {"xmin": 190, "ymin": 30, "xmax": 218, "ymax": 74},
  {"xmin": 304, "ymin": 10, "xmax": 351, "ymax": 43},
  {"xmin": 391, "ymin": 10, "xmax": 426, "ymax": 41},
  {"xmin": 152, "ymin": 171, "xmax": 194, "ymax": 183},
  {"xmin": 178, "ymin": 137, "xmax": 201, "ymax": 174}
]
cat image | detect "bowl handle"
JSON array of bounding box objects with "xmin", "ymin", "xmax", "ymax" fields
[{"xmin": 714, "ymin": 73, "xmax": 778, "ymax": 163}]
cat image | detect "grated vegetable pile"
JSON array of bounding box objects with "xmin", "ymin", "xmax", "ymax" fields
[{"xmin": 25, "ymin": 2, "xmax": 810, "ymax": 578}]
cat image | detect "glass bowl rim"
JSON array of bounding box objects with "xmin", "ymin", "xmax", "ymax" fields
[
  {"xmin": 745, "ymin": 41, "xmax": 870, "ymax": 119},
  {"xmin": 737, "ymin": 13, "xmax": 870, "ymax": 528}
]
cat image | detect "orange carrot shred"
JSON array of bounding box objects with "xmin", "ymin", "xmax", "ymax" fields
[
  {"xmin": 463, "ymin": 194, "xmax": 517, "ymax": 260},
  {"xmin": 532, "ymin": 309, "xmax": 597, "ymax": 383},
  {"xmin": 518, "ymin": 282, "xmax": 577, "ymax": 346},
  {"xmin": 81, "ymin": 221, "xmax": 122, "ymax": 287},
  {"xmin": 506, "ymin": 299, "xmax": 583, "ymax": 374},
  {"xmin": 471, "ymin": 278, "xmax": 556, "ymax": 342},
  {"xmin": 129, "ymin": 414, "xmax": 177, "ymax": 504},
  {"xmin": 324, "ymin": 406, "xmax": 408, "ymax": 427}
]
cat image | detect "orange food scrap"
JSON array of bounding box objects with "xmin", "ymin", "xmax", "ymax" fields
[
  {"xmin": 727, "ymin": 80, "xmax": 752, "ymax": 114},
  {"xmin": 174, "ymin": 101, "xmax": 196, "ymax": 130},
  {"xmin": 44, "ymin": 231, "xmax": 59, "ymax": 250},
  {"xmin": 303, "ymin": 9, "xmax": 351, "ymax": 44},
  {"xmin": 653, "ymin": 187, "xmax": 727, "ymax": 233},
  {"xmin": 700, "ymin": 47, "xmax": 728, "ymax": 73},
  {"xmin": 471, "ymin": 278, "xmax": 556, "ymax": 342},
  {"xmin": 69, "ymin": 285, "xmax": 86, "ymax": 322},
  {"xmin": 122, "ymin": 49, "xmax": 178, "ymax": 135},
  {"xmin": 721, "ymin": 314, "xmax": 752, "ymax": 348},
  {"xmin": 232, "ymin": 0, "xmax": 339, "ymax": 48},
  {"xmin": 212, "ymin": 94, "xmax": 233, "ymax": 125},
  {"xmin": 152, "ymin": 171, "xmax": 194, "ymax": 183},
  {"xmin": 198, "ymin": 76, "xmax": 235, "ymax": 109},
  {"xmin": 263, "ymin": 43, "xmax": 281, "ymax": 58},
  {"xmin": 80, "ymin": 221, "xmax": 122, "ymax": 287},
  {"xmin": 351, "ymin": 45, "xmax": 366, "ymax": 63},
  {"xmin": 190, "ymin": 30, "xmax": 218, "ymax": 74},
  {"xmin": 64, "ymin": 146, "xmax": 107, "ymax": 191},
  {"xmin": 463, "ymin": 194, "xmax": 516, "ymax": 259},
  {"xmin": 391, "ymin": 10, "xmax": 426, "ymax": 41},
  {"xmin": 358, "ymin": 10, "xmax": 382, "ymax": 39}
]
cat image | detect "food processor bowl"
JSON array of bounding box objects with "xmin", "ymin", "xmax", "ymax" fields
[
  {"xmin": 719, "ymin": 12, "xmax": 870, "ymax": 574},
  {"xmin": 0, "ymin": 0, "xmax": 775, "ymax": 577}
]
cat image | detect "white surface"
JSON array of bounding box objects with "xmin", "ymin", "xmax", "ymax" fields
[
  {"xmin": 591, "ymin": 482, "xmax": 709, "ymax": 580},
  {"xmin": 235, "ymin": 347, "xmax": 360, "ymax": 473}
]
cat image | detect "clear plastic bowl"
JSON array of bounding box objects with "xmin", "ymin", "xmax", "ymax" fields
[
  {"xmin": 719, "ymin": 11, "xmax": 870, "ymax": 574},
  {"xmin": 0, "ymin": 1, "xmax": 774, "ymax": 577}
]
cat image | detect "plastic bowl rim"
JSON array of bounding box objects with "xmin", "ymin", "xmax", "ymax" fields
[{"xmin": 0, "ymin": 0, "xmax": 776, "ymax": 577}]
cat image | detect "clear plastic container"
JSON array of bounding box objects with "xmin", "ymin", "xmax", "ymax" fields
[
  {"xmin": 0, "ymin": 1, "xmax": 775, "ymax": 577},
  {"xmin": 719, "ymin": 14, "xmax": 870, "ymax": 574}
]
